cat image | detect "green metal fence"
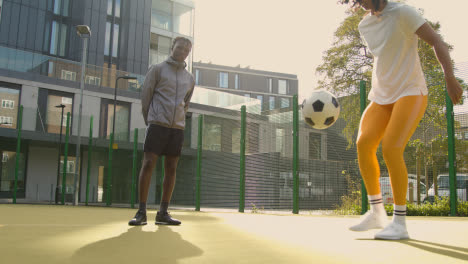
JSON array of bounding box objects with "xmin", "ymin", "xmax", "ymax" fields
[{"xmin": 2, "ymin": 80, "xmax": 466, "ymax": 215}]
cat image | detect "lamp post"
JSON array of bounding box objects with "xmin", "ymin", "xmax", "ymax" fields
[
  {"xmin": 55, "ymin": 104, "xmax": 66, "ymax": 204},
  {"xmin": 112, "ymin": 76, "xmax": 137, "ymax": 141},
  {"xmin": 106, "ymin": 76, "xmax": 137, "ymax": 206},
  {"xmin": 74, "ymin": 25, "xmax": 91, "ymax": 206}
]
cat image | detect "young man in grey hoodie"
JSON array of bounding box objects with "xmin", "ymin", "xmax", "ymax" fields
[{"xmin": 129, "ymin": 37, "xmax": 195, "ymax": 226}]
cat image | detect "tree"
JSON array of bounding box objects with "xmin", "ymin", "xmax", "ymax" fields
[{"xmin": 315, "ymin": 5, "xmax": 465, "ymax": 148}]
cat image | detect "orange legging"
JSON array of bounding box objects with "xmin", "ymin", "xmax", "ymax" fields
[{"xmin": 357, "ymin": 95, "xmax": 427, "ymax": 205}]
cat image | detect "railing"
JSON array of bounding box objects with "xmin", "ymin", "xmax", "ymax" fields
[{"xmin": 0, "ymin": 46, "xmax": 144, "ymax": 91}]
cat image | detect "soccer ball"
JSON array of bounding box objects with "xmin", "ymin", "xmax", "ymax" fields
[{"xmin": 301, "ymin": 90, "xmax": 340, "ymax": 130}]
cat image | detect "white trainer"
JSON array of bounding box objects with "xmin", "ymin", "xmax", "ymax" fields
[
  {"xmin": 349, "ymin": 210, "xmax": 388, "ymax": 231},
  {"xmin": 374, "ymin": 221, "xmax": 409, "ymax": 240}
]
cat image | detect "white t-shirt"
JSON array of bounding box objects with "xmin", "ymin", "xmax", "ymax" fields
[{"xmin": 358, "ymin": 1, "xmax": 428, "ymax": 105}]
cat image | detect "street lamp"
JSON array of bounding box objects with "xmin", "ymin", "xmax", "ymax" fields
[
  {"xmin": 55, "ymin": 103, "xmax": 66, "ymax": 204},
  {"xmin": 112, "ymin": 76, "xmax": 137, "ymax": 141},
  {"xmin": 106, "ymin": 76, "xmax": 137, "ymax": 206},
  {"xmin": 74, "ymin": 25, "xmax": 91, "ymax": 206}
]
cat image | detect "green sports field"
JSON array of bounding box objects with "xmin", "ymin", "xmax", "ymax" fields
[{"xmin": 0, "ymin": 204, "xmax": 467, "ymax": 264}]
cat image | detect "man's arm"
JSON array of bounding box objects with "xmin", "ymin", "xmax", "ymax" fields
[
  {"xmin": 416, "ymin": 22, "xmax": 463, "ymax": 104},
  {"xmin": 141, "ymin": 65, "xmax": 159, "ymax": 125},
  {"xmin": 184, "ymin": 79, "xmax": 195, "ymax": 113}
]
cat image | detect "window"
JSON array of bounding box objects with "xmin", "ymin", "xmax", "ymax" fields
[
  {"xmin": 278, "ymin": 80, "xmax": 288, "ymax": 94},
  {"xmin": 45, "ymin": 93, "xmax": 73, "ymax": 134},
  {"xmin": 203, "ymin": 123, "xmax": 221, "ymax": 151},
  {"xmin": 105, "ymin": 0, "xmax": 121, "ymax": 61},
  {"xmin": 151, "ymin": 0, "xmax": 193, "ymax": 37},
  {"xmin": 0, "ymin": 116, "xmax": 12, "ymax": 126},
  {"xmin": 268, "ymin": 78, "xmax": 273, "ymax": 93},
  {"xmin": 61, "ymin": 70, "xmax": 76, "ymax": 81},
  {"xmin": 2, "ymin": 100, "xmax": 14, "ymax": 109},
  {"xmin": 108, "ymin": 0, "xmax": 120, "ymax": 17},
  {"xmin": 219, "ymin": 72, "xmax": 228, "ymax": 88},
  {"xmin": 107, "ymin": 0, "xmax": 113, "ymax": 15},
  {"xmin": 151, "ymin": 0, "xmax": 172, "ymax": 31},
  {"xmin": 232, "ymin": 127, "xmax": 241, "ymax": 154},
  {"xmin": 465, "ymin": 132, "xmax": 468, "ymax": 139},
  {"xmin": 195, "ymin": 69, "xmax": 200, "ymax": 85},
  {"xmin": 0, "ymin": 151, "xmax": 26, "ymax": 195},
  {"xmin": 44, "ymin": 0, "xmax": 71, "ymax": 57},
  {"xmin": 280, "ymin": 98, "xmax": 290, "ymax": 108},
  {"xmin": 50, "ymin": 21, "xmax": 68, "ymax": 56},
  {"xmin": 62, "ymin": 97, "xmax": 72, "ymax": 105},
  {"xmin": 269, "ymin": 96, "xmax": 275, "ymax": 110},
  {"xmin": 0, "ymin": 0, "xmax": 3, "ymax": 24},
  {"xmin": 59, "ymin": 156, "xmax": 80, "ymax": 195},
  {"xmin": 0, "ymin": 87, "xmax": 20, "ymax": 128},
  {"xmin": 276, "ymin": 129, "xmax": 284, "ymax": 153},
  {"xmin": 256, "ymin": 95, "xmax": 263, "ymax": 106},
  {"xmin": 105, "ymin": 22, "xmax": 120, "ymax": 58},
  {"xmin": 234, "ymin": 74, "xmax": 239, "ymax": 89},
  {"xmin": 85, "ymin": 76, "xmax": 101, "ymax": 86},
  {"xmin": 173, "ymin": 2, "xmax": 193, "ymax": 36},
  {"xmin": 244, "ymin": 93, "xmax": 250, "ymax": 98},
  {"xmin": 309, "ymin": 132, "xmax": 321, "ymax": 159},
  {"xmin": 104, "ymin": 22, "xmax": 111, "ymax": 56},
  {"xmin": 127, "ymin": 79, "xmax": 139, "ymax": 91},
  {"xmin": 100, "ymin": 99, "xmax": 130, "ymax": 141},
  {"xmin": 50, "ymin": 0, "xmax": 70, "ymax": 16},
  {"xmin": 150, "ymin": 33, "xmax": 171, "ymax": 65}
]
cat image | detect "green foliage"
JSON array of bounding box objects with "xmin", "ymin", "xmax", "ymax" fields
[
  {"xmin": 335, "ymin": 170, "xmax": 362, "ymax": 215},
  {"xmin": 250, "ymin": 203, "xmax": 264, "ymax": 214},
  {"xmin": 383, "ymin": 197, "xmax": 468, "ymax": 216},
  {"xmin": 335, "ymin": 196, "xmax": 468, "ymax": 216}
]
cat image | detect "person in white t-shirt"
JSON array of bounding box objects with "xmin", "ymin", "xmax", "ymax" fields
[{"xmin": 341, "ymin": 0, "xmax": 463, "ymax": 240}]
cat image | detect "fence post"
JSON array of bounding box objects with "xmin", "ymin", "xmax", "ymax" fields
[
  {"xmin": 107, "ymin": 132, "xmax": 113, "ymax": 206},
  {"xmin": 196, "ymin": 115, "xmax": 203, "ymax": 211},
  {"xmin": 360, "ymin": 80, "xmax": 369, "ymax": 214},
  {"xmin": 239, "ymin": 106, "xmax": 246, "ymax": 213},
  {"xmin": 85, "ymin": 116, "xmax": 93, "ymax": 206},
  {"xmin": 13, "ymin": 105, "xmax": 23, "ymax": 204},
  {"xmin": 131, "ymin": 128, "xmax": 138, "ymax": 208},
  {"xmin": 62, "ymin": 112, "xmax": 71, "ymax": 205},
  {"xmin": 445, "ymin": 88, "xmax": 457, "ymax": 216},
  {"xmin": 293, "ymin": 95, "xmax": 299, "ymax": 214}
]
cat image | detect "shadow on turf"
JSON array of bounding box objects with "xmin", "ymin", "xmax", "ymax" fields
[
  {"xmin": 71, "ymin": 226, "xmax": 203, "ymax": 264},
  {"xmin": 70, "ymin": 213, "xmax": 223, "ymax": 264},
  {"xmin": 357, "ymin": 238, "xmax": 468, "ymax": 261}
]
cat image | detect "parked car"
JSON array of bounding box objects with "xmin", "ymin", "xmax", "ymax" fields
[
  {"xmin": 379, "ymin": 175, "xmax": 426, "ymax": 204},
  {"xmin": 425, "ymin": 173, "xmax": 468, "ymax": 203}
]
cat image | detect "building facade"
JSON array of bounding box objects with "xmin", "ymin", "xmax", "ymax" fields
[
  {"xmin": 0, "ymin": 0, "xmax": 195, "ymax": 201},
  {"xmin": 193, "ymin": 62, "xmax": 298, "ymax": 113},
  {"xmin": 0, "ymin": 0, "xmax": 356, "ymax": 210}
]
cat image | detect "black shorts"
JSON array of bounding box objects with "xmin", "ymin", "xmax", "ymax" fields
[{"xmin": 143, "ymin": 124, "xmax": 184, "ymax": 156}]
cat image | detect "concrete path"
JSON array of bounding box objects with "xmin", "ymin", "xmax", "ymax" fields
[{"xmin": 0, "ymin": 204, "xmax": 467, "ymax": 264}]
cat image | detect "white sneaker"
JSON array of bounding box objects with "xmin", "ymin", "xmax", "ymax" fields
[
  {"xmin": 349, "ymin": 210, "xmax": 388, "ymax": 231},
  {"xmin": 374, "ymin": 221, "xmax": 409, "ymax": 240}
]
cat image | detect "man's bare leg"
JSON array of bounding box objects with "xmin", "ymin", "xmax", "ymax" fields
[
  {"xmin": 156, "ymin": 155, "xmax": 181, "ymax": 225},
  {"xmin": 129, "ymin": 152, "xmax": 158, "ymax": 226},
  {"xmin": 138, "ymin": 152, "xmax": 159, "ymax": 205}
]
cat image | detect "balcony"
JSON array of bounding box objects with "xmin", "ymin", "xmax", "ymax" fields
[{"xmin": 0, "ymin": 46, "xmax": 144, "ymax": 93}]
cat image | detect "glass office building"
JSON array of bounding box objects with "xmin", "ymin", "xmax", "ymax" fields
[{"xmin": 0, "ymin": 0, "xmax": 197, "ymax": 201}]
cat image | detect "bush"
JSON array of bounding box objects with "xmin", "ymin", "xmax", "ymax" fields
[
  {"xmin": 384, "ymin": 197, "xmax": 468, "ymax": 217},
  {"xmin": 335, "ymin": 196, "xmax": 468, "ymax": 216},
  {"xmin": 334, "ymin": 171, "xmax": 362, "ymax": 215}
]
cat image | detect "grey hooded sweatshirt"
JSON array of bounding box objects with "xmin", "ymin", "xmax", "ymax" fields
[{"xmin": 141, "ymin": 57, "xmax": 195, "ymax": 130}]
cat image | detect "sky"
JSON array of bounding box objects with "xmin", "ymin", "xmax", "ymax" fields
[{"xmin": 191, "ymin": 0, "xmax": 468, "ymax": 106}]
